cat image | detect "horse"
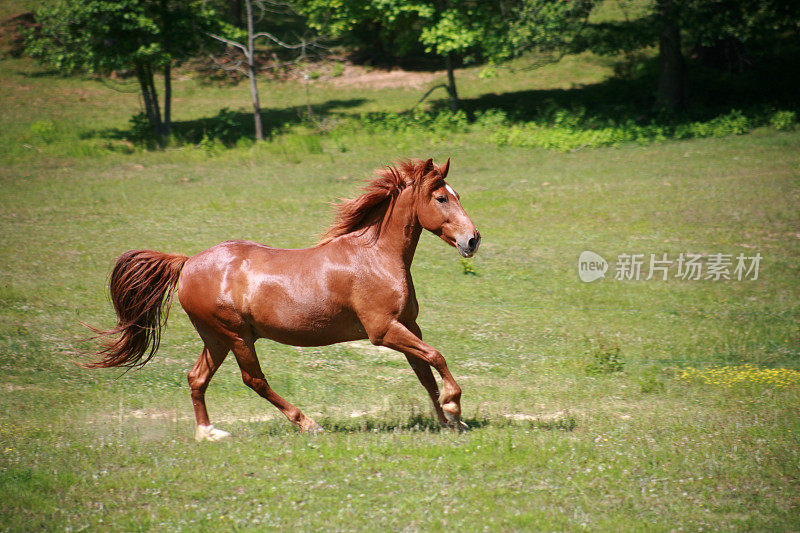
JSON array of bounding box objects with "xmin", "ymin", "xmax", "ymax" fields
[{"xmin": 86, "ymin": 158, "xmax": 481, "ymax": 440}]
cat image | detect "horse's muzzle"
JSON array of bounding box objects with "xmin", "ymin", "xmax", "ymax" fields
[{"xmin": 457, "ymin": 232, "xmax": 481, "ymax": 258}]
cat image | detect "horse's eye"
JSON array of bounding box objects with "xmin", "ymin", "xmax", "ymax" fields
[{"xmin": 436, "ymin": 196, "xmax": 447, "ymax": 203}]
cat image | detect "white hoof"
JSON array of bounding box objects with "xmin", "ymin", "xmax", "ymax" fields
[{"xmin": 195, "ymin": 424, "xmax": 231, "ymax": 442}]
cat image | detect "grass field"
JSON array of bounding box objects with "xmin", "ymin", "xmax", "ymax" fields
[{"xmin": 1, "ymin": 38, "xmax": 800, "ymax": 531}]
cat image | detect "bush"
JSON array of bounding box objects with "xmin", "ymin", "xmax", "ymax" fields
[
  {"xmin": 492, "ymin": 107, "xmax": 763, "ymax": 152},
  {"xmin": 206, "ymin": 107, "xmax": 241, "ymax": 145},
  {"xmin": 769, "ymin": 110, "xmax": 797, "ymax": 131},
  {"xmin": 584, "ymin": 334, "xmax": 625, "ymax": 375},
  {"xmin": 128, "ymin": 112, "xmax": 157, "ymax": 147}
]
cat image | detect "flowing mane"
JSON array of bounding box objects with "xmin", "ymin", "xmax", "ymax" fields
[{"xmin": 319, "ymin": 159, "xmax": 443, "ymax": 244}]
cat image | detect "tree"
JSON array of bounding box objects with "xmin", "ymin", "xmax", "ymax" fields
[
  {"xmin": 655, "ymin": 0, "xmax": 687, "ymax": 111},
  {"xmin": 208, "ymin": 0, "xmax": 321, "ymax": 141},
  {"xmin": 298, "ymin": 1, "xmax": 511, "ymax": 111},
  {"xmin": 502, "ymin": 0, "xmax": 596, "ymax": 60},
  {"xmin": 298, "ymin": 0, "xmax": 595, "ymax": 111},
  {"xmin": 573, "ymin": 0, "xmax": 800, "ymax": 112},
  {"xmin": 27, "ymin": 0, "xmax": 221, "ymax": 139}
]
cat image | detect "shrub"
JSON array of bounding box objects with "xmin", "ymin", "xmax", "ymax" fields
[
  {"xmin": 128, "ymin": 112, "xmax": 157, "ymax": 147},
  {"xmin": 207, "ymin": 107, "xmax": 241, "ymax": 145},
  {"xmin": 584, "ymin": 334, "xmax": 625, "ymax": 375},
  {"xmin": 769, "ymin": 110, "xmax": 797, "ymax": 131}
]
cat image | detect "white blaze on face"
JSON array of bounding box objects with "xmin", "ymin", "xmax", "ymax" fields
[{"xmin": 445, "ymin": 184, "xmax": 457, "ymax": 200}]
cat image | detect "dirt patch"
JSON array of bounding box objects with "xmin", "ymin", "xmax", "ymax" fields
[
  {"xmin": 0, "ymin": 12, "xmax": 37, "ymax": 58},
  {"xmin": 328, "ymin": 65, "xmax": 443, "ymax": 90},
  {"xmin": 341, "ymin": 340, "xmax": 394, "ymax": 356},
  {"xmin": 504, "ymin": 411, "xmax": 570, "ymax": 422}
]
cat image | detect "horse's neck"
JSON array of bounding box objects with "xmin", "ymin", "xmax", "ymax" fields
[{"xmin": 377, "ymin": 187, "xmax": 421, "ymax": 268}]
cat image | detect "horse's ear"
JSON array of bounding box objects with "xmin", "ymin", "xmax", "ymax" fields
[
  {"xmin": 441, "ymin": 157, "xmax": 450, "ymax": 178},
  {"xmin": 423, "ymin": 158, "xmax": 434, "ymax": 173}
]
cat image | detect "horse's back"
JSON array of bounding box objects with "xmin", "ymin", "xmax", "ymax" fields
[
  {"xmin": 178, "ymin": 239, "xmax": 291, "ymax": 312},
  {"xmin": 177, "ymin": 239, "xmax": 366, "ymax": 346}
]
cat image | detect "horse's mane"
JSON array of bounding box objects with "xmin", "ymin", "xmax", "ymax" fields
[{"xmin": 319, "ymin": 159, "xmax": 443, "ymax": 244}]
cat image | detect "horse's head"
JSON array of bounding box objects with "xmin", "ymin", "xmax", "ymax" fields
[{"xmin": 416, "ymin": 158, "xmax": 481, "ymax": 258}]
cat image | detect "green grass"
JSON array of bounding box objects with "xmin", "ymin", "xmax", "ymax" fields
[{"xmin": 1, "ymin": 45, "xmax": 799, "ymax": 531}]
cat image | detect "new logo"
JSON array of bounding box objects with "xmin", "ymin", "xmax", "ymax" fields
[{"xmin": 578, "ymin": 251, "xmax": 608, "ymax": 282}]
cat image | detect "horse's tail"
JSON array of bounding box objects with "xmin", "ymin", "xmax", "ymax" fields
[{"xmin": 83, "ymin": 250, "xmax": 189, "ymax": 369}]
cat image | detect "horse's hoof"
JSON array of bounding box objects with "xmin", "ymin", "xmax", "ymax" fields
[
  {"xmin": 446, "ymin": 420, "xmax": 469, "ymax": 432},
  {"xmin": 195, "ymin": 424, "xmax": 231, "ymax": 442}
]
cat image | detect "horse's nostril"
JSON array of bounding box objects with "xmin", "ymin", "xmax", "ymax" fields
[{"xmin": 468, "ymin": 237, "xmax": 477, "ymax": 250}]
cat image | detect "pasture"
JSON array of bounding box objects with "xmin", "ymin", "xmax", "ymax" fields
[{"xmin": 1, "ymin": 45, "xmax": 799, "ymax": 531}]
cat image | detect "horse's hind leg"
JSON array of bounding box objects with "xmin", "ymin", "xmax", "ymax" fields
[
  {"xmin": 188, "ymin": 339, "xmax": 230, "ymax": 441},
  {"xmin": 231, "ymin": 337, "xmax": 323, "ymax": 434}
]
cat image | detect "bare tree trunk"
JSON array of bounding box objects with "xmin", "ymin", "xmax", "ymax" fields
[
  {"xmin": 160, "ymin": 0, "xmax": 171, "ymax": 137},
  {"xmin": 145, "ymin": 63, "xmax": 164, "ymax": 139},
  {"xmin": 163, "ymin": 62, "xmax": 171, "ymax": 136},
  {"xmin": 656, "ymin": 0, "xmax": 688, "ymax": 111},
  {"xmin": 136, "ymin": 62, "xmax": 164, "ymax": 139},
  {"xmin": 136, "ymin": 63, "xmax": 155, "ymax": 127},
  {"xmin": 444, "ymin": 52, "xmax": 459, "ymax": 112},
  {"xmin": 245, "ymin": 0, "xmax": 264, "ymax": 140}
]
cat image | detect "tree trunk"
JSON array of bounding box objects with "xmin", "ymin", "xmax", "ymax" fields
[
  {"xmin": 444, "ymin": 53, "xmax": 459, "ymax": 112},
  {"xmin": 656, "ymin": 0, "xmax": 688, "ymax": 111},
  {"xmin": 163, "ymin": 62, "xmax": 171, "ymax": 136},
  {"xmin": 135, "ymin": 63, "xmax": 155, "ymax": 127},
  {"xmin": 135, "ymin": 62, "xmax": 163, "ymax": 138},
  {"xmin": 245, "ymin": 0, "xmax": 264, "ymax": 140},
  {"xmin": 145, "ymin": 63, "xmax": 164, "ymax": 139},
  {"xmin": 160, "ymin": 0, "xmax": 171, "ymax": 137}
]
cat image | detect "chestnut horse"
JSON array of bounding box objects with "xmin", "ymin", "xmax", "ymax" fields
[{"xmin": 87, "ymin": 158, "xmax": 480, "ymax": 440}]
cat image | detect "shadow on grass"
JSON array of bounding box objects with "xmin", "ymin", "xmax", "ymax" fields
[
  {"xmin": 456, "ymin": 52, "xmax": 800, "ymax": 127},
  {"xmin": 245, "ymin": 413, "xmax": 577, "ymax": 436},
  {"xmin": 86, "ymin": 96, "xmax": 369, "ymax": 148},
  {"xmin": 84, "ymin": 48, "xmax": 800, "ymax": 152}
]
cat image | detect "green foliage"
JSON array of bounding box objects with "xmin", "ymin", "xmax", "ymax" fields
[
  {"xmin": 121, "ymin": 103, "xmax": 797, "ymax": 155},
  {"xmin": 491, "ymin": 107, "xmax": 768, "ymax": 152},
  {"xmin": 128, "ymin": 112, "xmax": 156, "ymax": 146},
  {"xmin": 205, "ymin": 107, "xmax": 241, "ymax": 145},
  {"xmin": 27, "ymin": 0, "xmax": 220, "ymax": 75},
  {"xmin": 346, "ymin": 109, "xmax": 471, "ymax": 135},
  {"xmin": 505, "ymin": 0, "xmax": 596, "ymax": 60},
  {"xmin": 294, "ymin": 1, "xmax": 499, "ymax": 63},
  {"xmin": 574, "ymin": 0, "xmax": 800, "ymax": 70},
  {"xmin": 197, "ymin": 133, "xmax": 223, "ymax": 155},
  {"xmin": 770, "ymin": 110, "xmax": 797, "ymax": 131},
  {"xmin": 27, "ymin": 0, "xmax": 223, "ymax": 137},
  {"xmin": 584, "ymin": 334, "xmax": 625, "ymax": 375},
  {"xmin": 679, "ymin": 0, "xmax": 800, "ymax": 52},
  {"xmin": 298, "ymin": 0, "xmax": 597, "ymax": 64},
  {"xmin": 674, "ymin": 110, "xmax": 750, "ymax": 138}
]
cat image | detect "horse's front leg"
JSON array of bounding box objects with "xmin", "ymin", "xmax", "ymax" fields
[
  {"xmin": 403, "ymin": 323, "xmax": 448, "ymax": 426},
  {"xmin": 371, "ymin": 320, "xmax": 466, "ymax": 430}
]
